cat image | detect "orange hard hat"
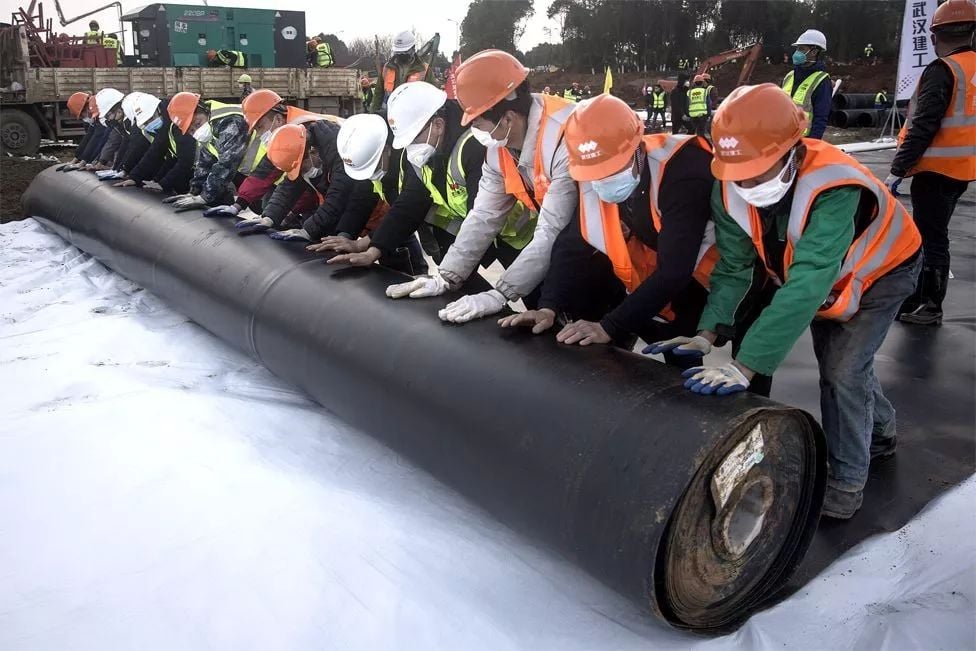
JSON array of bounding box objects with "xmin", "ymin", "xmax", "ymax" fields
[
  {"xmin": 168, "ymin": 91, "xmax": 202, "ymax": 134},
  {"xmin": 67, "ymin": 91, "xmax": 91, "ymax": 118},
  {"xmin": 267, "ymin": 123, "xmax": 308, "ymax": 180},
  {"xmin": 243, "ymin": 88, "xmax": 284, "ymax": 132},
  {"xmin": 455, "ymin": 49, "xmax": 529, "ymax": 126},
  {"xmin": 564, "ymin": 95, "xmax": 642, "ymax": 182},
  {"xmin": 710, "ymin": 83, "xmax": 806, "ymax": 182},
  {"xmin": 360, "ymin": 76, "xmax": 371, "ymax": 87},
  {"xmin": 932, "ymin": 0, "xmax": 976, "ymax": 28}
]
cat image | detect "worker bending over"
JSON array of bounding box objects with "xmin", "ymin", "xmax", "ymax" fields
[
  {"xmin": 95, "ymin": 92, "xmax": 159, "ymax": 182},
  {"xmin": 114, "ymin": 96, "xmax": 197, "ymax": 194},
  {"xmin": 663, "ymin": 84, "xmax": 920, "ymax": 520},
  {"xmin": 207, "ymin": 49, "xmax": 246, "ymax": 68},
  {"xmin": 59, "ymin": 92, "xmax": 98, "ymax": 170},
  {"xmin": 500, "ymin": 95, "xmax": 722, "ymax": 374},
  {"xmin": 386, "ymin": 49, "xmax": 579, "ymax": 324},
  {"xmin": 84, "ymin": 88, "xmax": 127, "ymax": 172},
  {"xmin": 887, "ymin": 0, "xmax": 975, "ymax": 326},
  {"xmin": 163, "ymin": 92, "xmax": 249, "ymax": 212},
  {"xmin": 784, "ymin": 29, "xmax": 831, "ymax": 140}
]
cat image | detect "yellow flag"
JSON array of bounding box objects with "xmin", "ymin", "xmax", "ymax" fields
[{"xmin": 603, "ymin": 66, "xmax": 613, "ymax": 94}]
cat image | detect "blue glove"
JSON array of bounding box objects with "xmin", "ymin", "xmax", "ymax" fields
[
  {"xmin": 235, "ymin": 216, "xmax": 273, "ymax": 235},
  {"xmin": 268, "ymin": 228, "xmax": 311, "ymax": 242},
  {"xmin": 203, "ymin": 204, "xmax": 241, "ymax": 218},
  {"xmin": 681, "ymin": 364, "xmax": 750, "ymax": 396},
  {"xmin": 643, "ymin": 335, "xmax": 712, "ymax": 357}
]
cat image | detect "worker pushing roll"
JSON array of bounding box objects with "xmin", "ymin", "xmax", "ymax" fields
[
  {"xmin": 385, "ymin": 49, "xmax": 579, "ymax": 325},
  {"xmin": 658, "ymin": 84, "xmax": 921, "ymax": 519},
  {"xmin": 114, "ymin": 95, "xmax": 197, "ymax": 195},
  {"xmin": 162, "ymin": 91, "xmax": 249, "ymax": 212},
  {"xmin": 499, "ymin": 94, "xmax": 723, "ymax": 373}
]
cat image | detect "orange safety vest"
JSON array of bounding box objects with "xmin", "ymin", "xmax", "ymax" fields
[
  {"xmin": 898, "ymin": 50, "xmax": 976, "ymax": 182},
  {"xmin": 490, "ymin": 94, "xmax": 576, "ymax": 213},
  {"xmin": 578, "ymin": 134, "xmax": 718, "ymax": 318},
  {"xmin": 383, "ymin": 64, "xmax": 428, "ymax": 93},
  {"xmin": 721, "ymin": 139, "xmax": 921, "ymax": 322}
]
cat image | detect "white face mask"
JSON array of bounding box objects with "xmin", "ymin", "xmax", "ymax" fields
[
  {"xmin": 471, "ymin": 119, "xmax": 511, "ymax": 149},
  {"xmin": 592, "ymin": 164, "xmax": 640, "ymax": 204},
  {"xmin": 732, "ymin": 149, "xmax": 798, "ymax": 208},
  {"xmin": 405, "ymin": 124, "xmax": 439, "ymax": 168},
  {"xmin": 192, "ymin": 122, "xmax": 213, "ymax": 144},
  {"xmin": 82, "ymin": 117, "xmax": 94, "ymax": 125},
  {"xmin": 303, "ymin": 166, "xmax": 323, "ymax": 181}
]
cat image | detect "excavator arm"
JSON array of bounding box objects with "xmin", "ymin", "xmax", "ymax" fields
[
  {"xmin": 52, "ymin": 0, "xmax": 125, "ymax": 53},
  {"xmin": 696, "ymin": 43, "xmax": 763, "ymax": 86}
]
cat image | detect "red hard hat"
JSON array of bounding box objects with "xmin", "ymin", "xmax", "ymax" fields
[
  {"xmin": 564, "ymin": 95, "xmax": 642, "ymax": 182},
  {"xmin": 693, "ymin": 74, "xmax": 705, "ymax": 84},
  {"xmin": 455, "ymin": 49, "xmax": 529, "ymax": 126},
  {"xmin": 710, "ymin": 83, "xmax": 806, "ymax": 182}
]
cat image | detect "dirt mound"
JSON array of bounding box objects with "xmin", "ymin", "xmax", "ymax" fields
[{"xmin": 1, "ymin": 152, "xmax": 72, "ymax": 223}]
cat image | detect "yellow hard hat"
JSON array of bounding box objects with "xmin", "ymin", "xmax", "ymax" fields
[{"xmin": 238, "ymin": 73, "xmax": 252, "ymax": 84}]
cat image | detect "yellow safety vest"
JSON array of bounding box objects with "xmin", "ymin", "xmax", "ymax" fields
[
  {"xmin": 216, "ymin": 50, "xmax": 245, "ymax": 67},
  {"xmin": 651, "ymin": 90, "xmax": 666, "ymax": 109},
  {"xmin": 101, "ymin": 36, "xmax": 122, "ymax": 65},
  {"xmin": 315, "ymin": 43, "xmax": 333, "ymax": 67},
  {"xmin": 203, "ymin": 100, "xmax": 244, "ymax": 158},
  {"xmin": 783, "ymin": 70, "xmax": 829, "ymax": 136},
  {"xmin": 238, "ymin": 130, "xmax": 269, "ymax": 176},
  {"xmin": 84, "ymin": 30, "xmax": 103, "ymax": 45},
  {"xmin": 688, "ymin": 87, "xmax": 708, "ymax": 117}
]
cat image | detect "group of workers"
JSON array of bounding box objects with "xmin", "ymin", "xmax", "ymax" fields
[
  {"xmin": 83, "ymin": 20, "xmax": 122, "ymax": 66},
  {"xmin": 55, "ymin": 1, "xmax": 974, "ymax": 523}
]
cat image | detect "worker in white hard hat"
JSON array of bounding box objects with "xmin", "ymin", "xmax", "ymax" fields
[
  {"xmin": 370, "ymin": 30, "xmax": 439, "ymax": 113},
  {"xmin": 82, "ymin": 88, "xmax": 127, "ymax": 172},
  {"xmin": 237, "ymin": 73, "xmax": 253, "ymax": 100},
  {"xmin": 94, "ymin": 91, "xmax": 160, "ymax": 182},
  {"xmin": 783, "ymin": 29, "xmax": 831, "ymax": 140},
  {"xmin": 321, "ymin": 81, "xmax": 532, "ymax": 286}
]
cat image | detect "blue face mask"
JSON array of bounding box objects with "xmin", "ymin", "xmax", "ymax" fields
[
  {"xmin": 792, "ymin": 50, "xmax": 808, "ymax": 66},
  {"xmin": 144, "ymin": 116, "xmax": 163, "ymax": 134},
  {"xmin": 592, "ymin": 165, "xmax": 640, "ymax": 204}
]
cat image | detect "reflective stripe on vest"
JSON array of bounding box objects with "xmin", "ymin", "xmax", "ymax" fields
[
  {"xmin": 316, "ymin": 43, "xmax": 333, "ymax": 67},
  {"xmin": 140, "ymin": 127, "xmax": 155, "ymax": 144},
  {"xmin": 651, "ymin": 91, "xmax": 666, "ymax": 109},
  {"xmin": 898, "ymin": 51, "xmax": 976, "ymax": 181},
  {"xmin": 688, "ymin": 87, "xmax": 708, "ymax": 117},
  {"xmin": 579, "ymin": 134, "xmax": 717, "ymax": 304},
  {"xmin": 720, "ymin": 139, "xmax": 921, "ymax": 322},
  {"xmin": 238, "ymin": 130, "xmax": 268, "ymax": 176},
  {"xmin": 383, "ymin": 64, "xmax": 427, "ymax": 93},
  {"xmin": 84, "ymin": 30, "xmax": 102, "ymax": 45},
  {"xmin": 783, "ymin": 70, "xmax": 829, "ymax": 137},
  {"xmin": 371, "ymin": 179, "xmax": 386, "ymax": 204},
  {"xmin": 874, "ymin": 92, "xmax": 887, "ymax": 104},
  {"xmin": 217, "ymin": 50, "xmax": 245, "ymax": 67},
  {"xmin": 167, "ymin": 123, "xmax": 179, "ymax": 156},
  {"xmin": 204, "ymin": 101, "xmax": 244, "ymax": 158}
]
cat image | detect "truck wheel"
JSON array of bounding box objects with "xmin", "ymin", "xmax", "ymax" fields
[{"xmin": 1, "ymin": 109, "xmax": 42, "ymax": 157}]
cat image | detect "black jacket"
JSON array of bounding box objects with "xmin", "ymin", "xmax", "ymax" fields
[
  {"xmin": 263, "ymin": 119, "xmax": 355, "ymax": 240},
  {"xmin": 539, "ymin": 141, "xmax": 715, "ymax": 340},
  {"xmin": 128, "ymin": 100, "xmax": 196, "ymax": 193},
  {"xmin": 670, "ymin": 75, "xmax": 690, "ymax": 121},
  {"xmin": 79, "ymin": 122, "xmax": 108, "ymax": 162},
  {"xmin": 370, "ymin": 101, "xmax": 486, "ymax": 253},
  {"xmin": 891, "ymin": 46, "xmax": 974, "ymax": 177}
]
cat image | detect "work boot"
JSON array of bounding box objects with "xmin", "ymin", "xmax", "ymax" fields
[
  {"xmin": 900, "ymin": 265, "xmax": 948, "ymax": 326},
  {"xmin": 870, "ymin": 421, "xmax": 897, "ymax": 459},
  {"xmin": 821, "ymin": 486, "xmax": 864, "ymax": 520}
]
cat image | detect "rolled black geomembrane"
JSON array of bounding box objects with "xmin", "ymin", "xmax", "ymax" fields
[{"xmin": 23, "ymin": 168, "xmax": 828, "ymax": 631}]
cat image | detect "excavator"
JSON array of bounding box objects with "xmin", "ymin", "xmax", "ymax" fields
[{"xmin": 657, "ymin": 42, "xmax": 763, "ymax": 93}]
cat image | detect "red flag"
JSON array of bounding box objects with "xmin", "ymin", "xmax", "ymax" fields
[{"xmin": 445, "ymin": 52, "xmax": 461, "ymax": 100}]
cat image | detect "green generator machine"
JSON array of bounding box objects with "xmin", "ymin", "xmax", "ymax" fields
[{"xmin": 123, "ymin": 4, "xmax": 307, "ymax": 68}]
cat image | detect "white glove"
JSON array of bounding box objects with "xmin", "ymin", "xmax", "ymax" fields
[
  {"xmin": 203, "ymin": 204, "xmax": 241, "ymax": 218},
  {"xmin": 142, "ymin": 180, "xmax": 163, "ymax": 192},
  {"xmin": 883, "ymin": 174, "xmax": 903, "ymax": 196},
  {"xmin": 438, "ymin": 290, "xmax": 508, "ymax": 324},
  {"xmin": 172, "ymin": 194, "xmax": 208, "ymax": 212},
  {"xmin": 644, "ymin": 335, "xmax": 712, "ymax": 357},
  {"xmin": 682, "ymin": 363, "xmax": 750, "ymax": 396},
  {"xmin": 386, "ymin": 274, "xmax": 450, "ymax": 299},
  {"xmin": 96, "ymin": 169, "xmax": 124, "ymax": 180}
]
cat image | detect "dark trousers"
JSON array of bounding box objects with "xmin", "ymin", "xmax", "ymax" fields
[
  {"xmin": 690, "ymin": 116, "xmax": 709, "ymax": 137},
  {"xmin": 648, "ymin": 109, "xmax": 666, "ymax": 129}
]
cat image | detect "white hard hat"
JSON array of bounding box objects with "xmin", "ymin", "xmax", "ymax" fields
[
  {"xmin": 387, "ymin": 81, "xmax": 447, "ymax": 149},
  {"xmin": 94, "ymin": 88, "xmax": 125, "ymax": 125},
  {"xmin": 131, "ymin": 92, "xmax": 161, "ymax": 127},
  {"xmin": 392, "ymin": 31, "xmax": 416, "ymax": 54},
  {"xmin": 337, "ymin": 113, "xmax": 389, "ymax": 180},
  {"xmin": 792, "ymin": 29, "xmax": 827, "ymax": 51},
  {"xmin": 121, "ymin": 92, "xmax": 158, "ymax": 124}
]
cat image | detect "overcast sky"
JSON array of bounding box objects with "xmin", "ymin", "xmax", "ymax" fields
[{"xmin": 0, "ymin": 0, "xmax": 562, "ymax": 56}]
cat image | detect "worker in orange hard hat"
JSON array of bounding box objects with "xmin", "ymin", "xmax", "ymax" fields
[
  {"xmin": 888, "ymin": 0, "xmax": 975, "ymax": 325},
  {"xmin": 59, "ymin": 92, "xmax": 98, "ymax": 171},
  {"xmin": 701, "ymin": 72, "xmax": 718, "ymax": 107},
  {"xmin": 235, "ymin": 111, "xmax": 359, "ymax": 243},
  {"xmin": 202, "ymin": 89, "xmax": 324, "ymax": 219},
  {"xmin": 162, "ymin": 91, "xmax": 249, "ymax": 212},
  {"xmin": 206, "ymin": 48, "xmax": 246, "ymax": 67},
  {"xmin": 385, "ymin": 48, "xmax": 579, "ymax": 326},
  {"xmin": 671, "ymin": 84, "xmax": 921, "ymax": 520},
  {"xmin": 359, "ymin": 76, "xmax": 375, "ymax": 113},
  {"xmin": 500, "ymin": 94, "xmax": 731, "ymax": 376}
]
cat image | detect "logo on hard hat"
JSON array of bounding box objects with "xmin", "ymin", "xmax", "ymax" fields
[
  {"xmin": 577, "ymin": 141, "xmax": 598, "ymax": 154},
  {"xmin": 718, "ymin": 137, "xmax": 739, "ymax": 150}
]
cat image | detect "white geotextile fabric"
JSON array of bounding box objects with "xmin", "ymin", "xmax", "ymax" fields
[{"xmin": 1, "ymin": 219, "xmax": 973, "ymax": 651}]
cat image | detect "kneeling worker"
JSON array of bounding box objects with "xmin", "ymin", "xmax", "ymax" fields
[
  {"xmin": 499, "ymin": 94, "xmax": 717, "ymax": 367},
  {"xmin": 386, "ymin": 49, "xmax": 579, "ymax": 324},
  {"xmin": 163, "ymin": 92, "xmax": 249, "ymax": 212},
  {"xmin": 670, "ymin": 84, "xmax": 921, "ymax": 520}
]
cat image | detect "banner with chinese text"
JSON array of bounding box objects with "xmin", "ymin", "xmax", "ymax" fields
[{"xmin": 896, "ymin": 0, "xmax": 938, "ymax": 101}]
